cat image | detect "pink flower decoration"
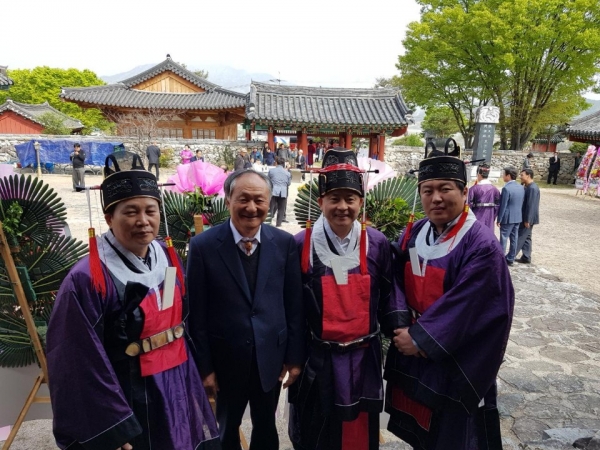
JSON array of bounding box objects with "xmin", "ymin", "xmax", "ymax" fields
[{"xmin": 167, "ymin": 161, "xmax": 227, "ymax": 196}]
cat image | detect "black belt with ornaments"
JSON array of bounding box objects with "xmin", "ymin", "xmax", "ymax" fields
[{"xmin": 310, "ymin": 327, "xmax": 380, "ymax": 353}]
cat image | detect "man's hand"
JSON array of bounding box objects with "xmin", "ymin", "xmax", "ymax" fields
[
  {"xmin": 524, "ymin": 222, "xmax": 530, "ymax": 228},
  {"xmin": 279, "ymin": 364, "xmax": 302, "ymax": 389},
  {"xmin": 116, "ymin": 444, "xmax": 132, "ymax": 450},
  {"xmin": 202, "ymin": 372, "xmax": 219, "ymax": 398},
  {"xmin": 393, "ymin": 328, "xmax": 424, "ymax": 357}
]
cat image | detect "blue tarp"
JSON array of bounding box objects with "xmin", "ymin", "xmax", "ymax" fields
[{"xmin": 14, "ymin": 139, "xmax": 125, "ymax": 167}]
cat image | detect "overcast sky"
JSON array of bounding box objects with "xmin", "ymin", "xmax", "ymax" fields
[{"xmin": 3, "ymin": 0, "xmax": 423, "ymax": 89}]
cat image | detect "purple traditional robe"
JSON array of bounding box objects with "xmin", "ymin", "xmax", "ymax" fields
[
  {"xmin": 384, "ymin": 213, "xmax": 514, "ymax": 450},
  {"xmin": 47, "ymin": 243, "xmax": 220, "ymax": 450},
  {"xmin": 288, "ymin": 224, "xmax": 404, "ymax": 450},
  {"xmin": 468, "ymin": 180, "xmax": 500, "ymax": 230}
]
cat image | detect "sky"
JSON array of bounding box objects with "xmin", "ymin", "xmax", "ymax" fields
[{"xmin": 2, "ymin": 0, "xmax": 423, "ymax": 89}]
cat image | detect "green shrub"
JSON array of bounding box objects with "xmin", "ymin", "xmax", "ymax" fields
[
  {"xmin": 392, "ymin": 134, "xmax": 424, "ymax": 147},
  {"xmin": 569, "ymin": 142, "xmax": 589, "ymax": 153},
  {"xmin": 159, "ymin": 147, "xmax": 175, "ymax": 168}
]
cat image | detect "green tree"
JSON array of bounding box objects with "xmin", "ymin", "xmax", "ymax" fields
[
  {"xmin": 392, "ymin": 133, "xmax": 424, "ymax": 147},
  {"xmin": 37, "ymin": 112, "xmax": 72, "ymax": 135},
  {"xmin": 421, "ymin": 106, "xmax": 460, "ymax": 138},
  {"xmin": 0, "ymin": 67, "xmax": 114, "ymax": 134},
  {"xmin": 398, "ymin": 0, "xmax": 600, "ymax": 150}
]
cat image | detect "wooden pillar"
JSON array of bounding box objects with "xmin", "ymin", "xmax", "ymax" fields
[
  {"xmin": 369, "ymin": 133, "xmax": 378, "ymax": 159},
  {"xmin": 300, "ymin": 128, "xmax": 308, "ymax": 152},
  {"xmin": 378, "ymin": 134, "xmax": 386, "ymax": 161},
  {"xmin": 246, "ymin": 129, "xmax": 251, "ymax": 141},
  {"xmin": 339, "ymin": 132, "xmax": 345, "ymax": 149},
  {"xmin": 346, "ymin": 129, "xmax": 353, "ymax": 149},
  {"xmin": 268, "ymin": 127, "xmax": 275, "ymax": 153}
]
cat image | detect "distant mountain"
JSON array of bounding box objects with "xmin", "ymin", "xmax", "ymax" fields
[
  {"xmin": 100, "ymin": 62, "xmax": 276, "ymax": 94},
  {"xmin": 577, "ymin": 98, "xmax": 600, "ymax": 118}
]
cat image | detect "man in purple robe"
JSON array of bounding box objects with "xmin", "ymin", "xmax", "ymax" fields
[
  {"xmin": 288, "ymin": 149, "xmax": 404, "ymax": 450},
  {"xmin": 467, "ymin": 163, "xmax": 500, "ymax": 230},
  {"xmin": 384, "ymin": 148, "xmax": 514, "ymax": 450},
  {"xmin": 46, "ymin": 162, "xmax": 220, "ymax": 450}
]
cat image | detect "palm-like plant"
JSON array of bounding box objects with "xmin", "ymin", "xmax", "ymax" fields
[
  {"xmin": 159, "ymin": 191, "xmax": 232, "ymax": 263},
  {"xmin": 0, "ymin": 175, "xmax": 87, "ymax": 368}
]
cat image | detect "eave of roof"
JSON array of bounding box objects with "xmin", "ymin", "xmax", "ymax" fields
[
  {"xmin": 0, "ymin": 99, "xmax": 83, "ymax": 129},
  {"xmin": 247, "ymin": 81, "xmax": 411, "ymax": 128},
  {"xmin": 119, "ymin": 56, "xmax": 220, "ymax": 91},
  {"xmin": 60, "ymin": 84, "xmax": 247, "ymax": 110},
  {"xmin": 566, "ymin": 110, "xmax": 600, "ymax": 138}
]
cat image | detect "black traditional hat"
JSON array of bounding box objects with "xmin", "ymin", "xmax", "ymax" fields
[
  {"xmin": 101, "ymin": 152, "xmax": 161, "ymax": 213},
  {"xmin": 319, "ymin": 148, "xmax": 364, "ymax": 197},
  {"xmin": 418, "ymin": 138, "xmax": 467, "ymax": 185}
]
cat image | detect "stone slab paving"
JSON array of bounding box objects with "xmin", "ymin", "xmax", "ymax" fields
[{"xmin": 1, "ymin": 174, "xmax": 599, "ymax": 449}]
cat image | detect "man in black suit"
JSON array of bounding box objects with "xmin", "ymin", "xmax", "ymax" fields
[
  {"xmin": 547, "ymin": 152, "xmax": 561, "ymax": 184},
  {"xmin": 187, "ymin": 170, "xmax": 305, "ymax": 450},
  {"xmin": 516, "ymin": 168, "xmax": 540, "ymax": 264}
]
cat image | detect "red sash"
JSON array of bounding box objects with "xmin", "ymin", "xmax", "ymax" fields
[
  {"xmin": 321, "ymin": 273, "xmax": 371, "ymax": 342},
  {"xmin": 404, "ymin": 262, "xmax": 445, "ymax": 318},
  {"xmin": 138, "ymin": 284, "xmax": 188, "ymax": 377}
]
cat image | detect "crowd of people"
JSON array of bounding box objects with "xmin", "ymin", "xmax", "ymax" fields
[{"xmin": 45, "ymin": 145, "xmax": 516, "ymax": 450}]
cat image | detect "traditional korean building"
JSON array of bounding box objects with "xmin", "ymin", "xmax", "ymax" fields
[
  {"xmin": 245, "ymin": 82, "xmax": 412, "ymax": 160},
  {"xmin": 531, "ymin": 135, "xmax": 564, "ymax": 153},
  {"xmin": 0, "ymin": 66, "xmax": 13, "ymax": 91},
  {"xmin": 60, "ymin": 56, "xmax": 246, "ymax": 140},
  {"xmin": 0, "ymin": 99, "xmax": 83, "ymax": 134},
  {"xmin": 566, "ymin": 110, "xmax": 600, "ymax": 144}
]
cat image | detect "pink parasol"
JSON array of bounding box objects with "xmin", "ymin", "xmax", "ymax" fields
[
  {"xmin": 167, "ymin": 161, "xmax": 227, "ymax": 196},
  {"xmin": 357, "ymin": 157, "xmax": 397, "ymax": 191}
]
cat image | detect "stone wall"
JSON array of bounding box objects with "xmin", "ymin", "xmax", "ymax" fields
[
  {"xmin": 385, "ymin": 146, "xmax": 578, "ymax": 184},
  {"xmin": 0, "ymin": 134, "xmax": 579, "ymax": 184}
]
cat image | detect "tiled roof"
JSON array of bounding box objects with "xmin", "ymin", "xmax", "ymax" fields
[
  {"xmin": 60, "ymin": 84, "xmax": 247, "ymax": 110},
  {"xmin": 0, "ymin": 99, "xmax": 83, "ymax": 129},
  {"xmin": 120, "ymin": 56, "xmax": 219, "ymax": 91},
  {"xmin": 0, "ymin": 66, "xmax": 14, "ymax": 88},
  {"xmin": 567, "ymin": 110, "xmax": 600, "ymax": 139},
  {"xmin": 247, "ymin": 82, "xmax": 412, "ymax": 128}
]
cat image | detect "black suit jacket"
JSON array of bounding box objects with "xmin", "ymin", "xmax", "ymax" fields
[
  {"xmin": 187, "ymin": 220, "xmax": 305, "ymax": 392},
  {"xmin": 522, "ymin": 182, "xmax": 540, "ymax": 225}
]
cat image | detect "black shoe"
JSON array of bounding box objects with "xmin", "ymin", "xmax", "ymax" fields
[
  {"xmin": 506, "ymin": 260, "xmax": 514, "ymax": 266},
  {"xmin": 516, "ymin": 257, "xmax": 531, "ymax": 264},
  {"xmin": 282, "ymin": 219, "xmax": 289, "ymax": 223}
]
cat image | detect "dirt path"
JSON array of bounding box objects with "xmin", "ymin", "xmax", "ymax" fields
[{"xmin": 531, "ymin": 187, "xmax": 600, "ymax": 295}]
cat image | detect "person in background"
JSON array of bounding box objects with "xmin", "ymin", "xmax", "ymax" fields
[
  {"xmin": 70, "ymin": 143, "xmax": 86, "ymax": 192},
  {"xmin": 191, "ymin": 149, "xmax": 204, "ymax": 163},
  {"xmin": 277, "ymin": 144, "xmax": 290, "ymax": 166},
  {"xmin": 573, "ymin": 151, "xmax": 582, "ymax": 184},
  {"xmin": 515, "ymin": 168, "xmax": 540, "ymax": 264},
  {"xmin": 522, "ymin": 152, "xmax": 533, "ymax": 171},
  {"xmin": 296, "ymin": 149, "xmax": 306, "ymax": 181},
  {"xmin": 250, "ymin": 147, "xmax": 263, "ymax": 164},
  {"xmin": 145, "ymin": 141, "xmax": 161, "ymax": 180},
  {"xmin": 497, "ymin": 166, "xmax": 525, "ymax": 266},
  {"xmin": 547, "ymin": 152, "xmax": 561, "ymax": 185},
  {"xmin": 268, "ymin": 157, "xmax": 291, "ymax": 227},
  {"xmin": 468, "ymin": 164, "xmax": 500, "ymax": 230},
  {"xmin": 264, "ymin": 147, "xmax": 275, "ymax": 167},
  {"xmin": 180, "ymin": 145, "xmax": 194, "ymax": 164},
  {"xmin": 307, "ymin": 139, "xmax": 316, "ymax": 168}
]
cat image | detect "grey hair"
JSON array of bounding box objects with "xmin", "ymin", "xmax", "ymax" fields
[
  {"xmin": 503, "ymin": 165, "xmax": 518, "ymax": 180},
  {"xmin": 224, "ymin": 169, "xmax": 273, "ymax": 198}
]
